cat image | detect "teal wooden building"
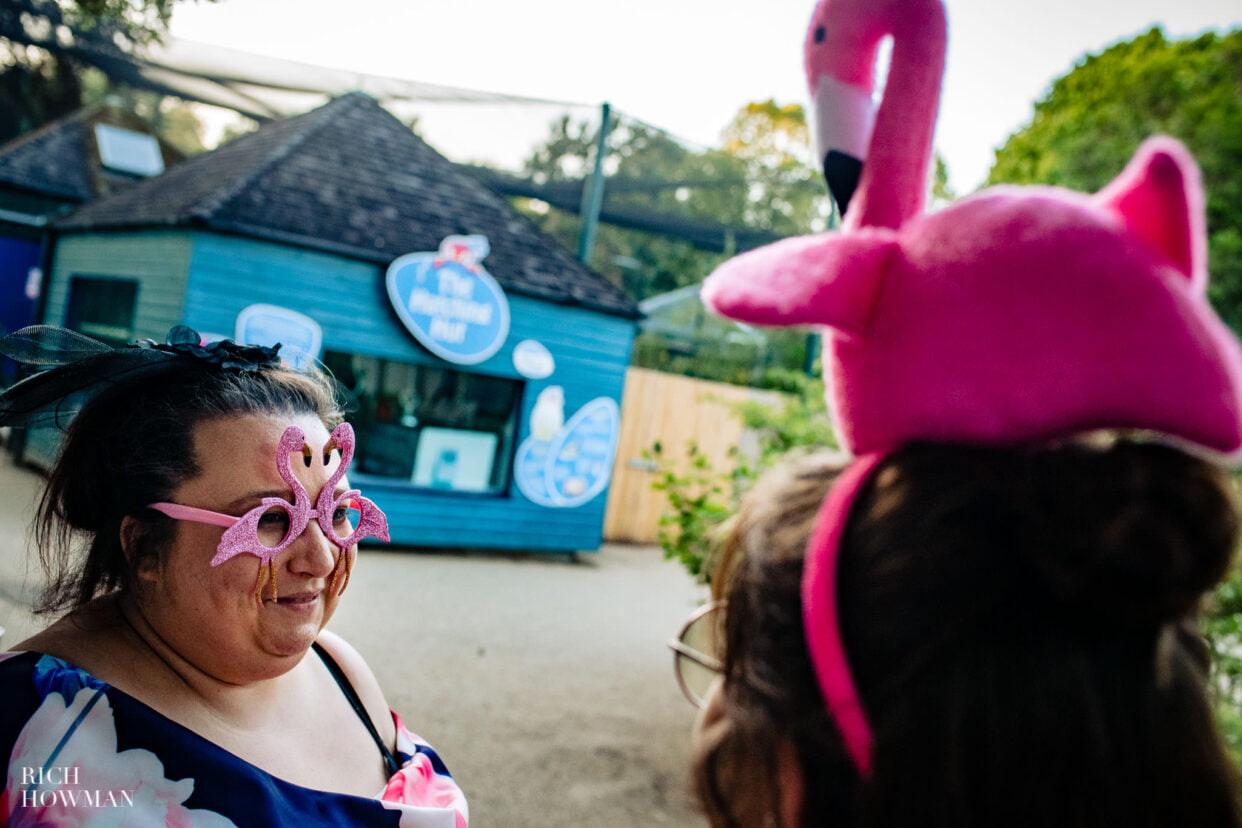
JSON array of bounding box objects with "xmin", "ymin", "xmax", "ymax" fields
[
  {"xmin": 0, "ymin": 105, "xmax": 180, "ymax": 382},
  {"xmin": 33, "ymin": 93, "xmax": 640, "ymax": 554}
]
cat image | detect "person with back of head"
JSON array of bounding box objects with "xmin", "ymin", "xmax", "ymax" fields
[{"xmin": 666, "ymin": 0, "xmax": 1242, "ymax": 824}]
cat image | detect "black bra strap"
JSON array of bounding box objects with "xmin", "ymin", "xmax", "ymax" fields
[{"xmin": 312, "ymin": 641, "xmax": 401, "ymax": 777}]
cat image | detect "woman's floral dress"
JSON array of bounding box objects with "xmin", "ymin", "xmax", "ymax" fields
[{"xmin": 0, "ymin": 651, "xmax": 468, "ymax": 827}]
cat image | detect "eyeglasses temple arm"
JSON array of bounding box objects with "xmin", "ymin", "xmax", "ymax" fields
[
  {"xmin": 147, "ymin": 502, "xmax": 240, "ymax": 529},
  {"xmin": 667, "ymin": 639, "xmax": 725, "ymax": 673}
]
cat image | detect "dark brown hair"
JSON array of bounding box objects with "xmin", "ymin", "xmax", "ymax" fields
[
  {"xmin": 33, "ymin": 360, "xmax": 343, "ymax": 615},
  {"xmin": 697, "ymin": 440, "xmax": 1242, "ymax": 827}
]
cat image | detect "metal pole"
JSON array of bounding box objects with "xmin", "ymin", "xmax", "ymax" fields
[
  {"xmin": 577, "ymin": 102, "xmax": 612, "ymax": 264},
  {"xmin": 803, "ymin": 331, "xmax": 821, "ymax": 377}
]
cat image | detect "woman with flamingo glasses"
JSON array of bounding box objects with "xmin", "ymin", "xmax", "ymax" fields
[{"xmin": 0, "ymin": 325, "xmax": 468, "ymax": 827}]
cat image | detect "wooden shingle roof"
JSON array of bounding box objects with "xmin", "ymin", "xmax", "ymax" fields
[
  {"xmin": 0, "ymin": 105, "xmax": 182, "ymax": 202},
  {"xmin": 58, "ymin": 93, "xmax": 639, "ymax": 318}
]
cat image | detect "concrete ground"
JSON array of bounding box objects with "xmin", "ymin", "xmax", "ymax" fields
[{"xmin": 0, "ymin": 451, "xmax": 709, "ymax": 828}]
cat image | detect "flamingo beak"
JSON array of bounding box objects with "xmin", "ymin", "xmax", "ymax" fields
[
  {"xmin": 824, "ymin": 151, "xmax": 864, "ymax": 216},
  {"xmin": 809, "ymin": 73, "xmax": 876, "ymax": 216}
]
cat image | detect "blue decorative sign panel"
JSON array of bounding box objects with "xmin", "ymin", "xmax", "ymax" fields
[
  {"xmin": 235, "ymin": 304, "xmax": 322, "ymax": 371},
  {"xmin": 385, "ymin": 235, "xmax": 510, "ymax": 365},
  {"xmin": 512, "ymin": 339, "xmax": 555, "ymax": 379},
  {"xmin": 515, "ymin": 394, "xmax": 620, "ymax": 508}
]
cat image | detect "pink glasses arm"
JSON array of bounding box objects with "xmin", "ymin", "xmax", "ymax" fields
[{"xmin": 147, "ymin": 502, "xmax": 240, "ymax": 529}]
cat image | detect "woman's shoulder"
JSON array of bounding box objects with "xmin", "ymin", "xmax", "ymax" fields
[
  {"xmin": 314, "ymin": 629, "xmax": 383, "ymax": 696},
  {"xmin": 314, "ymin": 629, "xmax": 395, "ymax": 739},
  {"xmin": 11, "ymin": 598, "xmax": 130, "ymax": 674}
]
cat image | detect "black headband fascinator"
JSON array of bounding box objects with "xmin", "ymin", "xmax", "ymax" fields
[{"xmin": 0, "ymin": 325, "xmax": 282, "ymax": 429}]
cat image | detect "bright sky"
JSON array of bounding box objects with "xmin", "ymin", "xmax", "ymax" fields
[{"xmin": 169, "ymin": 0, "xmax": 1241, "ymax": 193}]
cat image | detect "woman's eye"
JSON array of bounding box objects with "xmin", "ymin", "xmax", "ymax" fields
[
  {"xmin": 333, "ymin": 508, "xmax": 351, "ymax": 523},
  {"xmin": 259, "ymin": 512, "xmax": 289, "ymax": 528}
]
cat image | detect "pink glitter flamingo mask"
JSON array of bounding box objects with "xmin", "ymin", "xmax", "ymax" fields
[
  {"xmin": 148, "ymin": 421, "xmax": 390, "ymax": 603},
  {"xmin": 701, "ymin": 0, "xmax": 1242, "ymax": 779}
]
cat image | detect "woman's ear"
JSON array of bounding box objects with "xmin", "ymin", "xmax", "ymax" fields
[
  {"xmin": 120, "ymin": 516, "xmax": 159, "ymax": 582},
  {"xmin": 776, "ymin": 738, "xmax": 806, "ymax": 828}
]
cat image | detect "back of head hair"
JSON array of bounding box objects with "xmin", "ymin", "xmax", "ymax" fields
[
  {"xmin": 33, "ymin": 360, "xmax": 343, "ymax": 615},
  {"xmin": 698, "ymin": 440, "xmax": 1241, "ymax": 828}
]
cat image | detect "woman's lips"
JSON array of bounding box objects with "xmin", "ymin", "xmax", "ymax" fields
[{"xmin": 270, "ymin": 591, "xmax": 321, "ymax": 609}]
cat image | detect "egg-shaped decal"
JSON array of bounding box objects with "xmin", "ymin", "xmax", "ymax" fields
[
  {"xmin": 515, "ymin": 395, "xmax": 620, "ymax": 508},
  {"xmin": 512, "ymin": 339, "xmax": 556, "ymax": 379}
]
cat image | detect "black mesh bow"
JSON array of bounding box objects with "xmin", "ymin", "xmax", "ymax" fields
[{"xmin": 0, "ymin": 325, "xmax": 282, "ymax": 429}]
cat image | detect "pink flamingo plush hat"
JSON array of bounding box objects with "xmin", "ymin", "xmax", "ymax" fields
[{"xmin": 701, "ymin": 0, "xmax": 1242, "ymax": 777}]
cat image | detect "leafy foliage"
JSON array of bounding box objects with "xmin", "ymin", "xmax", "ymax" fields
[
  {"xmin": 718, "ymin": 100, "xmax": 827, "ymax": 235},
  {"xmin": 2, "ymin": 0, "xmax": 213, "ymax": 48},
  {"xmin": 988, "ymin": 26, "xmax": 1242, "ymax": 327},
  {"xmin": 650, "ymin": 372, "xmax": 834, "ymax": 583},
  {"xmin": 515, "ymin": 102, "xmax": 830, "ymax": 386},
  {"xmin": 646, "ymin": 440, "xmax": 735, "ymax": 581},
  {"xmin": 78, "ymin": 67, "xmax": 207, "ymax": 153},
  {"xmin": 1206, "ymin": 561, "xmax": 1242, "ymax": 772},
  {"xmin": 0, "ymin": 0, "xmax": 214, "ymax": 145},
  {"xmin": 517, "ymin": 102, "xmax": 830, "ymax": 304}
]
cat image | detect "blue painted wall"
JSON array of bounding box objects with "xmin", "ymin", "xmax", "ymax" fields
[
  {"xmin": 0, "ymin": 236, "xmax": 40, "ymax": 338},
  {"xmin": 182, "ymin": 232, "xmax": 636, "ymax": 553}
]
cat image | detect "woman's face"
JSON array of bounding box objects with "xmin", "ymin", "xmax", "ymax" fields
[{"xmin": 133, "ymin": 412, "xmax": 350, "ymax": 682}]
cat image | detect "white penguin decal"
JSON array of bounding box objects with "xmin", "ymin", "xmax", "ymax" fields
[{"xmin": 530, "ymin": 385, "xmax": 565, "ymax": 442}]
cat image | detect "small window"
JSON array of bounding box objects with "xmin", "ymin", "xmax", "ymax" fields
[
  {"xmin": 324, "ymin": 351, "xmax": 521, "ymax": 494},
  {"xmin": 64, "ymin": 276, "xmax": 138, "ymax": 346},
  {"xmin": 94, "ymin": 124, "xmax": 165, "ymax": 177}
]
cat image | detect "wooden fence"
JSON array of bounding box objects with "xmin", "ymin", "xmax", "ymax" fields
[{"xmin": 603, "ymin": 367, "xmax": 784, "ymax": 544}]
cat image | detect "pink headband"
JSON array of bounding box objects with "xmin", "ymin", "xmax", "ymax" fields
[{"xmin": 702, "ymin": 0, "xmax": 1242, "ymax": 776}]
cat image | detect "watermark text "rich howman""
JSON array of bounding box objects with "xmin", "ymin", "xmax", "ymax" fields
[{"xmin": 20, "ymin": 767, "xmax": 135, "ymax": 808}]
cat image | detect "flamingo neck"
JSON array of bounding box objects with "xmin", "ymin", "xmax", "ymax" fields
[
  {"xmin": 845, "ymin": 0, "xmax": 946, "ymax": 231},
  {"xmin": 277, "ymin": 433, "xmax": 310, "ymax": 498},
  {"xmin": 315, "ymin": 424, "xmax": 354, "ymax": 511}
]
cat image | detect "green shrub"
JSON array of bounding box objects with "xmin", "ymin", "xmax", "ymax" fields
[
  {"xmin": 1205, "ymin": 562, "xmax": 1242, "ymax": 772},
  {"xmin": 648, "ymin": 372, "xmax": 833, "ymax": 584}
]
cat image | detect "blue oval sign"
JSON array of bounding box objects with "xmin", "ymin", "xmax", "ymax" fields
[
  {"xmin": 235, "ymin": 303, "xmax": 322, "ymax": 371},
  {"xmin": 385, "ymin": 235, "xmax": 510, "ymax": 365}
]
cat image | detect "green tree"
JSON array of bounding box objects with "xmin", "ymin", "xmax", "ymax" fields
[
  {"xmin": 518, "ymin": 114, "xmax": 733, "ymax": 302},
  {"xmin": 719, "ymin": 99, "xmax": 828, "ymax": 234},
  {"xmin": 518, "ymin": 101, "xmax": 831, "ymax": 302},
  {"xmin": 0, "ymin": 0, "xmax": 215, "ymax": 144},
  {"xmin": 930, "ymin": 151, "xmax": 956, "ymax": 211},
  {"xmin": 511, "ymin": 103, "xmax": 829, "ymax": 387},
  {"xmin": 75, "ymin": 66, "xmax": 206, "ymax": 153},
  {"xmin": 649, "ymin": 370, "xmax": 835, "ymax": 584},
  {"xmin": 987, "ymin": 26, "xmax": 1242, "ymax": 326}
]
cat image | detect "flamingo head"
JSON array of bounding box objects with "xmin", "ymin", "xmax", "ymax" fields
[
  {"xmin": 705, "ymin": 137, "xmax": 1242, "ymax": 457},
  {"xmin": 326, "ymin": 422, "xmax": 356, "ymax": 470}
]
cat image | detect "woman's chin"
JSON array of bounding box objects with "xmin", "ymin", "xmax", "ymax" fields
[{"xmin": 259, "ymin": 614, "xmax": 324, "ymax": 658}]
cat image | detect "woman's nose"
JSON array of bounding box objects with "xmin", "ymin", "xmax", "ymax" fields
[{"xmin": 285, "ymin": 517, "xmax": 337, "ymax": 578}]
